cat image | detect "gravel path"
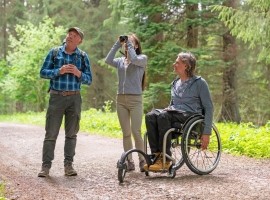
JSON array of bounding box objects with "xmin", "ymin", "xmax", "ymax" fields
[{"xmin": 0, "ymin": 122, "xmax": 269, "ymax": 200}]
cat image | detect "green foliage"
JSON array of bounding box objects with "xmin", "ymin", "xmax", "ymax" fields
[
  {"xmin": 211, "ymin": 0, "xmax": 270, "ymax": 124},
  {"xmin": 102, "ymin": 100, "xmax": 114, "ymax": 113},
  {"xmin": 1, "ymin": 17, "xmax": 65, "ymax": 112},
  {"xmin": 212, "ymin": 1, "xmax": 270, "ymax": 64},
  {"xmin": 0, "ymin": 0, "xmax": 269, "ymax": 126},
  {"xmin": 81, "ymin": 101, "xmax": 147, "ymax": 138},
  {"xmin": 0, "ymin": 111, "xmax": 45, "ymax": 125},
  {"xmin": 80, "ymin": 108, "xmax": 122, "ymax": 138},
  {"xmin": 143, "ymin": 82, "xmax": 171, "ymax": 112},
  {"xmin": 0, "ymin": 60, "xmax": 8, "ymax": 78},
  {"xmin": 79, "ymin": 0, "xmax": 122, "ymax": 109},
  {"xmin": 0, "ymin": 181, "xmax": 6, "ymax": 200},
  {"xmin": 217, "ymin": 122, "xmax": 270, "ymax": 158},
  {"xmin": 0, "ymin": 60, "xmax": 11, "ymax": 114}
]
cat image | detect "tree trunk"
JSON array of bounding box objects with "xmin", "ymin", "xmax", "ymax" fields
[
  {"xmin": 2, "ymin": 0, "xmax": 7, "ymax": 60},
  {"xmin": 219, "ymin": 29, "xmax": 241, "ymax": 123},
  {"xmin": 218, "ymin": 0, "xmax": 241, "ymax": 123},
  {"xmin": 186, "ymin": 3, "xmax": 198, "ymax": 48}
]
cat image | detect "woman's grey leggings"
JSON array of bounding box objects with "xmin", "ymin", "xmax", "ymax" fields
[{"xmin": 116, "ymin": 94, "xmax": 145, "ymax": 161}]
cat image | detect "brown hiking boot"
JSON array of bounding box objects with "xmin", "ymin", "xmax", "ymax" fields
[
  {"xmin": 64, "ymin": 163, "xmax": 77, "ymax": 176},
  {"xmin": 38, "ymin": 165, "xmax": 50, "ymax": 177},
  {"xmin": 144, "ymin": 152, "xmax": 161, "ymax": 171},
  {"xmin": 143, "ymin": 163, "xmax": 149, "ymax": 171},
  {"xmin": 149, "ymin": 155, "xmax": 171, "ymax": 171}
]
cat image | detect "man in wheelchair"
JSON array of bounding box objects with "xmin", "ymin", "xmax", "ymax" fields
[{"xmin": 144, "ymin": 52, "xmax": 213, "ymax": 172}]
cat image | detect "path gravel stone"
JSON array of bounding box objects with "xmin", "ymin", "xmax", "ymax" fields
[{"xmin": 0, "ymin": 122, "xmax": 269, "ymax": 200}]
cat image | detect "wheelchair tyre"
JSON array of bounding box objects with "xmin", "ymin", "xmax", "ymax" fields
[
  {"xmin": 117, "ymin": 156, "xmax": 127, "ymax": 183},
  {"xmin": 181, "ymin": 117, "xmax": 221, "ymax": 175},
  {"xmin": 145, "ymin": 171, "xmax": 149, "ymax": 176},
  {"xmin": 171, "ymin": 134, "xmax": 185, "ymax": 170},
  {"xmin": 168, "ymin": 165, "xmax": 176, "ymax": 178}
]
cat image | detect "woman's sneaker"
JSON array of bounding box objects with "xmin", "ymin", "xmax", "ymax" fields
[
  {"xmin": 139, "ymin": 160, "xmax": 146, "ymax": 172},
  {"xmin": 126, "ymin": 159, "xmax": 135, "ymax": 171}
]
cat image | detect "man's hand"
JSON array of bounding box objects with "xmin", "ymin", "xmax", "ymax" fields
[
  {"xmin": 60, "ymin": 64, "xmax": 81, "ymax": 78},
  {"xmin": 200, "ymin": 134, "xmax": 210, "ymax": 150}
]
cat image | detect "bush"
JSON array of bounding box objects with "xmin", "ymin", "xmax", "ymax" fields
[{"xmin": 217, "ymin": 122, "xmax": 270, "ymax": 158}]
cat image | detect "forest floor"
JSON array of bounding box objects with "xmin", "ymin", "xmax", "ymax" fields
[{"xmin": 0, "ymin": 122, "xmax": 270, "ymax": 200}]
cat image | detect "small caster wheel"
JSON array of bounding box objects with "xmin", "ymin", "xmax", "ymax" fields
[
  {"xmin": 117, "ymin": 159, "xmax": 127, "ymax": 183},
  {"xmin": 145, "ymin": 171, "xmax": 149, "ymax": 176},
  {"xmin": 168, "ymin": 166, "xmax": 176, "ymax": 178}
]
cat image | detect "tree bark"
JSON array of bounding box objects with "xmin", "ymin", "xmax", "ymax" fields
[
  {"xmin": 219, "ymin": 17, "xmax": 241, "ymax": 123},
  {"xmin": 2, "ymin": 0, "xmax": 7, "ymax": 60},
  {"xmin": 186, "ymin": 3, "xmax": 198, "ymax": 48}
]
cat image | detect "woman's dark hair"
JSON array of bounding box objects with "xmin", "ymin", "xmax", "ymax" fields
[
  {"xmin": 178, "ymin": 52, "xmax": 196, "ymax": 77},
  {"xmin": 129, "ymin": 33, "xmax": 146, "ymax": 91},
  {"xmin": 130, "ymin": 34, "xmax": 142, "ymax": 55}
]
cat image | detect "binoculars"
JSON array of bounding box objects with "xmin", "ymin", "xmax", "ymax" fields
[{"xmin": 119, "ymin": 35, "xmax": 128, "ymax": 43}]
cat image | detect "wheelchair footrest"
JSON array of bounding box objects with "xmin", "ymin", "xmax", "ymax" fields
[{"xmin": 146, "ymin": 169, "xmax": 169, "ymax": 173}]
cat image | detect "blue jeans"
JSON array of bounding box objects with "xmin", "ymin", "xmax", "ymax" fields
[{"xmin": 42, "ymin": 93, "xmax": 81, "ymax": 168}]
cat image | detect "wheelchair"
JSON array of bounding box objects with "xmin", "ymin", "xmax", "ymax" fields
[{"xmin": 117, "ymin": 114, "xmax": 222, "ymax": 183}]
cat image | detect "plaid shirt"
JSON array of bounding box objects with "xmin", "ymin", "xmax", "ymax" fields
[{"xmin": 40, "ymin": 45, "xmax": 92, "ymax": 91}]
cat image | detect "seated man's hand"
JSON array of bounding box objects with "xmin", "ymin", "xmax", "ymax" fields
[
  {"xmin": 200, "ymin": 134, "xmax": 210, "ymax": 150},
  {"xmin": 163, "ymin": 106, "xmax": 171, "ymax": 111}
]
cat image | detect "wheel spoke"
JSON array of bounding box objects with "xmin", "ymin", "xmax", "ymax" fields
[{"xmin": 182, "ymin": 118, "xmax": 221, "ymax": 175}]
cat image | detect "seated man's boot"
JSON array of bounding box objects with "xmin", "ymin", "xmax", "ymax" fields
[
  {"xmin": 143, "ymin": 162, "xmax": 149, "ymax": 171},
  {"xmin": 149, "ymin": 155, "xmax": 171, "ymax": 171},
  {"xmin": 149, "ymin": 156, "xmax": 162, "ymax": 171},
  {"xmin": 64, "ymin": 162, "xmax": 77, "ymax": 176},
  {"xmin": 143, "ymin": 152, "xmax": 160, "ymax": 171},
  {"xmin": 38, "ymin": 165, "xmax": 50, "ymax": 177}
]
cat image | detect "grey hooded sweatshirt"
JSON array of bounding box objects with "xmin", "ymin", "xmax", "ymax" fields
[
  {"xmin": 170, "ymin": 76, "xmax": 214, "ymax": 134},
  {"xmin": 105, "ymin": 40, "xmax": 147, "ymax": 94}
]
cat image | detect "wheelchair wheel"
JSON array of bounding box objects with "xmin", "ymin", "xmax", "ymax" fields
[
  {"xmin": 171, "ymin": 133, "xmax": 184, "ymax": 170},
  {"xmin": 117, "ymin": 153, "xmax": 128, "ymax": 183},
  {"xmin": 145, "ymin": 171, "xmax": 149, "ymax": 176},
  {"xmin": 117, "ymin": 149, "xmax": 150, "ymax": 183},
  {"xmin": 181, "ymin": 117, "xmax": 221, "ymax": 175},
  {"xmin": 168, "ymin": 165, "xmax": 176, "ymax": 178}
]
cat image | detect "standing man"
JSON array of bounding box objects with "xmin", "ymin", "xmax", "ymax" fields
[{"xmin": 38, "ymin": 27, "xmax": 92, "ymax": 177}]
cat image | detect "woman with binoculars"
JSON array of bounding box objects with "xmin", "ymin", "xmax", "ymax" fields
[{"xmin": 105, "ymin": 34, "xmax": 147, "ymax": 172}]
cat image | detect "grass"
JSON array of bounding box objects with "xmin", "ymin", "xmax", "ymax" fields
[
  {"xmin": 216, "ymin": 122, "xmax": 270, "ymax": 158},
  {"xmin": 0, "ymin": 182, "xmax": 6, "ymax": 200},
  {"xmin": 0, "ymin": 109, "xmax": 269, "ymax": 158}
]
